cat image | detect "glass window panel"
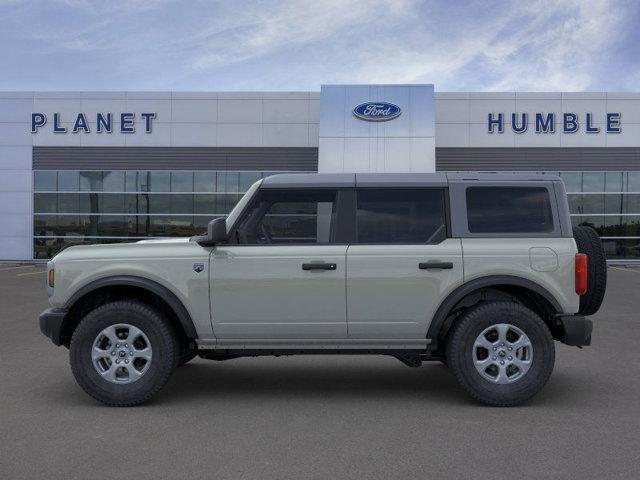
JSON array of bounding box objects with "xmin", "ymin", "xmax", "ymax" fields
[
  {"xmin": 194, "ymin": 194, "xmax": 216, "ymax": 215},
  {"xmin": 194, "ymin": 172, "xmax": 217, "ymax": 192},
  {"xmin": 34, "ymin": 237, "xmax": 62, "ymax": 260},
  {"xmin": 579, "ymin": 194, "xmax": 605, "ymax": 215},
  {"xmin": 101, "ymin": 194, "xmax": 125, "ymax": 214},
  {"xmin": 126, "ymin": 171, "xmax": 146, "ymax": 192},
  {"xmin": 146, "ymin": 194, "xmax": 171, "ymax": 214},
  {"xmin": 170, "ymin": 194, "xmax": 194, "ymax": 214},
  {"xmin": 148, "ymin": 171, "xmax": 170, "ymax": 192},
  {"xmin": 34, "ymin": 193, "xmax": 57, "ymax": 214},
  {"xmin": 235, "ymin": 189, "xmax": 337, "ymax": 244},
  {"xmin": 96, "ymin": 216, "xmax": 127, "ymax": 236},
  {"xmin": 78, "ymin": 215, "xmax": 100, "ymax": 236},
  {"xmin": 57, "ymin": 171, "xmax": 79, "ymax": 192},
  {"xmin": 627, "ymin": 172, "xmax": 640, "ymax": 192},
  {"xmin": 605, "ymin": 172, "xmax": 623, "ymax": 192},
  {"xmin": 34, "ymin": 215, "xmax": 58, "ymax": 237},
  {"xmin": 216, "ymin": 172, "xmax": 227, "ymax": 192},
  {"xmin": 567, "ymin": 194, "xmax": 582, "ymax": 214},
  {"xmin": 79, "ymin": 171, "xmax": 103, "ymax": 191},
  {"xmin": 34, "ymin": 171, "xmax": 57, "ymax": 191},
  {"xmin": 560, "ymin": 172, "xmax": 582, "ymax": 192},
  {"xmin": 78, "ymin": 193, "xmax": 100, "ymax": 214},
  {"xmin": 604, "ymin": 194, "xmax": 623, "ymax": 214},
  {"xmin": 102, "ymin": 171, "xmax": 125, "ymax": 192},
  {"xmin": 225, "ymin": 172, "xmax": 240, "ymax": 193},
  {"xmin": 581, "ymin": 172, "xmax": 605, "ymax": 192},
  {"xmin": 356, "ymin": 189, "xmax": 447, "ymax": 243},
  {"xmin": 239, "ymin": 172, "xmax": 261, "ymax": 192},
  {"xmin": 602, "ymin": 239, "xmax": 640, "ymax": 259},
  {"xmin": 622, "ymin": 194, "xmax": 640, "ymax": 214},
  {"xmin": 57, "ymin": 193, "xmax": 80, "ymax": 213},
  {"xmin": 466, "ymin": 187, "xmax": 554, "ymax": 233},
  {"xmin": 171, "ymin": 172, "xmax": 193, "ymax": 192}
]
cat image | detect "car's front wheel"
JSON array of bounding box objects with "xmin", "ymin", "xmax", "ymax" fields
[
  {"xmin": 445, "ymin": 301, "xmax": 555, "ymax": 407},
  {"xmin": 70, "ymin": 301, "xmax": 177, "ymax": 406}
]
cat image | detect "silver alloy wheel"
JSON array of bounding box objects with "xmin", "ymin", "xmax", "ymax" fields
[
  {"xmin": 91, "ymin": 323, "xmax": 152, "ymax": 384},
  {"xmin": 472, "ymin": 323, "xmax": 533, "ymax": 384}
]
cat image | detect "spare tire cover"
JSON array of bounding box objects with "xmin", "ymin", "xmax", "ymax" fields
[{"xmin": 573, "ymin": 225, "xmax": 607, "ymax": 315}]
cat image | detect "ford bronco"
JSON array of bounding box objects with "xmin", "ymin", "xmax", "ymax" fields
[{"xmin": 39, "ymin": 172, "xmax": 606, "ymax": 406}]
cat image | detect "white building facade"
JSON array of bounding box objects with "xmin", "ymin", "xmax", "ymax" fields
[{"xmin": 1, "ymin": 85, "xmax": 639, "ymax": 261}]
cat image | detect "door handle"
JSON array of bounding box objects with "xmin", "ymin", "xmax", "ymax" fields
[
  {"xmin": 419, "ymin": 261, "xmax": 453, "ymax": 270},
  {"xmin": 302, "ymin": 262, "xmax": 337, "ymax": 271}
]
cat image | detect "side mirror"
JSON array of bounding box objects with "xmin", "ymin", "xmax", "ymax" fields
[
  {"xmin": 208, "ymin": 217, "xmax": 228, "ymax": 243},
  {"xmin": 192, "ymin": 217, "xmax": 227, "ymax": 246}
]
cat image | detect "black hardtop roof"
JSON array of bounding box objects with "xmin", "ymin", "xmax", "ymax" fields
[{"xmin": 261, "ymin": 172, "xmax": 561, "ymax": 188}]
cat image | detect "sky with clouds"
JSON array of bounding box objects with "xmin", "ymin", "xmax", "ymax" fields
[{"xmin": 0, "ymin": 0, "xmax": 638, "ymax": 92}]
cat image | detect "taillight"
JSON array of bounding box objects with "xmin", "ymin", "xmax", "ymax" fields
[{"xmin": 575, "ymin": 253, "xmax": 588, "ymax": 295}]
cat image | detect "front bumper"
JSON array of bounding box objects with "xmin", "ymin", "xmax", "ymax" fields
[
  {"xmin": 39, "ymin": 308, "xmax": 68, "ymax": 346},
  {"xmin": 557, "ymin": 314, "xmax": 593, "ymax": 346}
]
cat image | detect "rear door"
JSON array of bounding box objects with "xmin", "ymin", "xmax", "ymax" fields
[{"xmin": 346, "ymin": 188, "xmax": 464, "ymax": 339}]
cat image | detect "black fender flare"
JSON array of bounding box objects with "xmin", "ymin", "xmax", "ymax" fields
[
  {"xmin": 426, "ymin": 275, "xmax": 562, "ymax": 342},
  {"xmin": 64, "ymin": 275, "xmax": 198, "ymax": 339}
]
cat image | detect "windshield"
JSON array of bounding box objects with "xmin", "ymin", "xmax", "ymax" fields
[{"xmin": 225, "ymin": 179, "xmax": 262, "ymax": 231}]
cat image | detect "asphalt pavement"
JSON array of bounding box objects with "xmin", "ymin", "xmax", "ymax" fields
[{"xmin": 1, "ymin": 263, "xmax": 639, "ymax": 479}]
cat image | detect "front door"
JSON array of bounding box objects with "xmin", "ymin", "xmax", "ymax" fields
[
  {"xmin": 210, "ymin": 188, "xmax": 348, "ymax": 340},
  {"xmin": 346, "ymin": 188, "xmax": 464, "ymax": 339}
]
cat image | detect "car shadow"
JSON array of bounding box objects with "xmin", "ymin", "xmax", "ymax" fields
[{"xmin": 157, "ymin": 357, "xmax": 469, "ymax": 405}]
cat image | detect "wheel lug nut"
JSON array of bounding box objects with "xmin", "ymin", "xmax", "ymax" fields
[
  {"xmin": 492, "ymin": 356, "xmax": 497, "ymax": 360},
  {"xmin": 129, "ymin": 351, "xmax": 134, "ymax": 356},
  {"xmin": 508, "ymin": 347, "xmax": 513, "ymax": 351},
  {"xmin": 492, "ymin": 346, "xmax": 497, "ymax": 351},
  {"xmin": 116, "ymin": 359, "xmax": 120, "ymax": 364},
  {"xmin": 508, "ymin": 356, "xmax": 513, "ymax": 360},
  {"xmin": 111, "ymin": 351, "xmax": 115, "ymax": 356},
  {"xmin": 500, "ymin": 343, "xmax": 505, "ymax": 347},
  {"xmin": 125, "ymin": 359, "xmax": 129, "ymax": 364},
  {"xmin": 500, "ymin": 360, "xmax": 505, "ymax": 365}
]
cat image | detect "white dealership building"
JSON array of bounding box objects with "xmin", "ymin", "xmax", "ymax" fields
[{"xmin": 1, "ymin": 84, "xmax": 639, "ymax": 261}]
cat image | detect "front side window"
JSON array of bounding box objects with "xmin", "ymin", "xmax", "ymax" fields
[
  {"xmin": 235, "ymin": 189, "xmax": 337, "ymax": 244},
  {"xmin": 356, "ymin": 188, "xmax": 447, "ymax": 243},
  {"xmin": 466, "ymin": 187, "xmax": 554, "ymax": 233}
]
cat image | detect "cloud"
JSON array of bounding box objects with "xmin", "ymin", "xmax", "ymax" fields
[{"xmin": 0, "ymin": 0, "xmax": 637, "ymax": 91}]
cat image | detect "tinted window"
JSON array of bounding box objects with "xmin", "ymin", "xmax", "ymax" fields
[
  {"xmin": 235, "ymin": 190, "xmax": 337, "ymax": 244},
  {"xmin": 356, "ymin": 189, "xmax": 446, "ymax": 243},
  {"xmin": 466, "ymin": 187, "xmax": 554, "ymax": 233}
]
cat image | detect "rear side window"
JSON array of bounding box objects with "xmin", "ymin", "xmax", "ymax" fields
[
  {"xmin": 356, "ymin": 188, "xmax": 447, "ymax": 243},
  {"xmin": 466, "ymin": 187, "xmax": 554, "ymax": 233}
]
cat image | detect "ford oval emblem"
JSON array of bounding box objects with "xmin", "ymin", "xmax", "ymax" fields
[{"xmin": 353, "ymin": 102, "xmax": 402, "ymax": 122}]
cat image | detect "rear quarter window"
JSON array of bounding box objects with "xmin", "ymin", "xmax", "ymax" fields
[{"xmin": 466, "ymin": 186, "xmax": 554, "ymax": 233}]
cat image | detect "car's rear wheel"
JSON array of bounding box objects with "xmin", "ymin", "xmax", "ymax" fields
[
  {"xmin": 446, "ymin": 301, "xmax": 555, "ymax": 407},
  {"xmin": 70, "ymin": 300, "xmax": 177, "ymax": 406}
]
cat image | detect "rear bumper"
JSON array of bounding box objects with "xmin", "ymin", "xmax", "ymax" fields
[
  {"xmin": 557, "ymin": 314, "xmax": 593, "ymax": 346},
  {"xmin": 39, "ymin": 308, "xmax": 68, "ymax": 346}
]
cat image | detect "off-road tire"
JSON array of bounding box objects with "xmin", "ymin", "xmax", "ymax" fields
[
  {"xmin": 446, "ymin": 301, "xmax": 555, "ymax": 407},
  {"xmin": 573, "ymin": 225, "xmax": 607, "ymax": 315},
  {"xmin": 70, "ymin": 301, "xmax": 178, "ymax": 407}
]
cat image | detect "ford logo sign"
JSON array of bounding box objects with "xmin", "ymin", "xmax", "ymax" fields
[{"xmin": 353, "ymin": 102, "xmax": 402, "ymax": 122}]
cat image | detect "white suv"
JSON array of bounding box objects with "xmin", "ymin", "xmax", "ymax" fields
[{"xmin": 39, "ymin": 173, "xmax": 606, "ymax": 406}]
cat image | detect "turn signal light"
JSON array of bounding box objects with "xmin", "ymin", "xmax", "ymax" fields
[
  {"xmin": 48, "ymin": 269, "xmax": 55, "ymax": 288},
  {"xmin": 575, "ymin": 253, "xmax": 588, "ymax": 295}
]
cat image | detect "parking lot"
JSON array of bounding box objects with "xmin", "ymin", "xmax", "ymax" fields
[{"xmin": 1, "ymin": 264, "xmax": 639, "ymax": 479}]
